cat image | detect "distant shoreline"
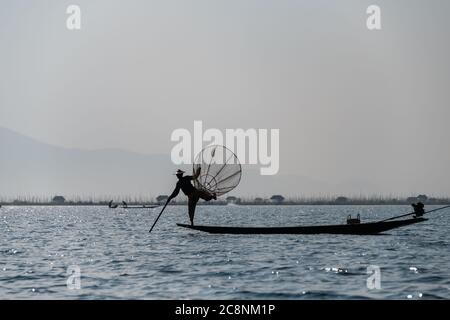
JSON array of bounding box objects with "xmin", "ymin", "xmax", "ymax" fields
[
  {"xmin": 1, "ymin": 201, "xmax": 449, "ymax": 207},
  {"xmin": 2, "ymin": 194, "xmax": 448, "ymax": 207}
]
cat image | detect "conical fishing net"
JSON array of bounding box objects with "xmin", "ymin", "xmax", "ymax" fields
[{"xmin": 193, "ymin": 145, "xmax": 242, "ymax": 197}]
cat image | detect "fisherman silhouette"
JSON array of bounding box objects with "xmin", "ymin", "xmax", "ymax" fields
[
  {"xmin": 412, "ymin": 202, "xmax": 425, "ymax": 218},
  {"xmin": 168, "ymin": 168, "xmax": 217, "ymax": 226},
  {"xmin": 108, "ymin": 200, "xmax": 118, "ymax": 209}
]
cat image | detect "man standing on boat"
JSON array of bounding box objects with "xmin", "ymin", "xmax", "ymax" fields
[
  {"xmin": 412, "ymin": 202, "xmax": 425, "ymax": 218},
  {"xmin": 168, "ymin": 168, "xmax": 217, "ymax": 226}
]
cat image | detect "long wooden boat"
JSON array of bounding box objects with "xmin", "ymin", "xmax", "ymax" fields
[
  {"xmin": 118, "ymin": 205, "xmax": 159, "ymax": 209},
  {"xmin": 176, "ymin": 217, "xmax": 427, "ymax": 235}
]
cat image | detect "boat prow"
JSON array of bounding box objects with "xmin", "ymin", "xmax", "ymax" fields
[{"xmin": 177, "ymin": 218, "xmax": 427, "ymax": 235}]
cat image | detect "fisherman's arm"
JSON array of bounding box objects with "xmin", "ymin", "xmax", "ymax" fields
[
  {"xmin": 192, "ymin": 166, "xmax": 201, "ymax": 180},
  {"xmin": 168, "ymin": 184, "xmax": 180, "ymax": 200}
]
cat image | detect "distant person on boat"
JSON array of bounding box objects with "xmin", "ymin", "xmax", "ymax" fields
[
  {"xmin": 108, "ymin": 200, "xmax": 118, "ymax": 209},
  {"xmin": 412, "ymin": 202, "xmax": 425, "ymax": 218},
  {"xmin": 168, "ymin": 168, "xmax": 217, "ymax": 226}
]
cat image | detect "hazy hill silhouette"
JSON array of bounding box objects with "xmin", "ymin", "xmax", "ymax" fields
[
  {"xmin": 0, "ymin": 126, "xmax": 380, "ymax": 199},
  {"xmin": 0, "ymin": 127, "xmax": 176, "ymax": 198}
]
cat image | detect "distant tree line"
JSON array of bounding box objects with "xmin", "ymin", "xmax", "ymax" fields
[{"xmin": 1, "ymin": 193, "xmax": 449, "ymax": 206}]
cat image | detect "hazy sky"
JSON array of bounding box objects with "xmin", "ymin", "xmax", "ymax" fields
[{"xmin": 1, "ymin": 0, "xmax": 450, "ymax": 194}]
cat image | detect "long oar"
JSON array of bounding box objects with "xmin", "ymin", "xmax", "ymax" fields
[
  {"xmin": 380, "ymin": 205, "xmax": 450, "ymax": 222},
  {"xmin": 148, "ymin": 199, "xmax": 171, "ymax": 233}
]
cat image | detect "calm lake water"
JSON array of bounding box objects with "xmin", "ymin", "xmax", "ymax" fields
[{"xmin": 1, "ymin": 205, "xmax": 449, "ymax": 299}]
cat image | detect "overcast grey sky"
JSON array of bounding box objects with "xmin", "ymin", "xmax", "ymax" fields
[{"xmin": 1, "ymin": 0, "xmax": 450, "ymax": 195}]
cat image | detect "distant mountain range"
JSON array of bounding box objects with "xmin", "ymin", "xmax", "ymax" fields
[
  {"xmin": 0, "ymin": 126, "xmax": 383, "ymax": 200},
  {"xmin": 0, "ymin": 126, "xmax": 174, "ymax": 199}
]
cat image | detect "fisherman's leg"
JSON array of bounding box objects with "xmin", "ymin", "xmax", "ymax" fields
[
  {"xmin": 188, "ymin": 196, "xmax": 198, "ymax": 226},
  {"xmin": 198, "ymin": 190, "xmax": 216, "ymax": 201}
]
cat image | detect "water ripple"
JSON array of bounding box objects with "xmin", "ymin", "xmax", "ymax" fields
[{"xmin": 0, "ymin": 205, "xmax": 449, "ymax": 299}]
